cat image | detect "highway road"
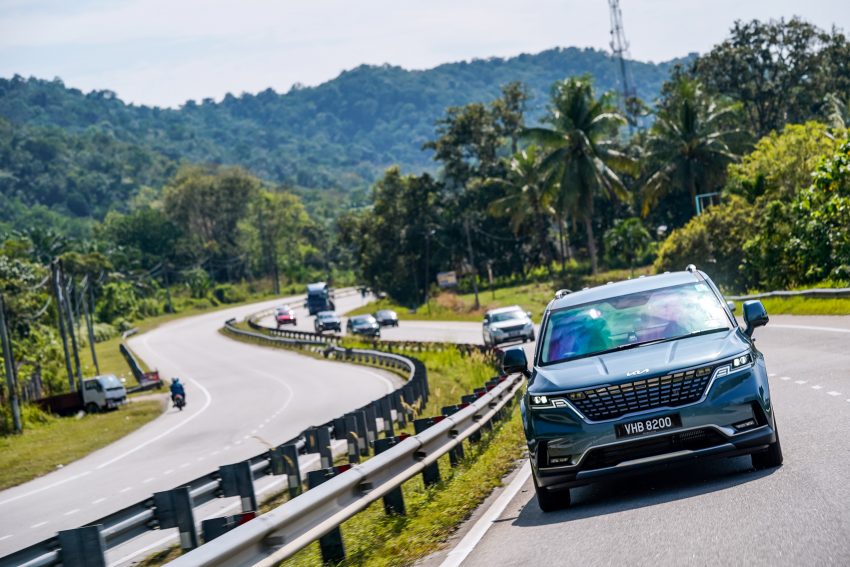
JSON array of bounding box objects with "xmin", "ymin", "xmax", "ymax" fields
[
  {"xmin": 439, "ymin": 315, "xmax": 850, "ymax": 566},
  {"xmin": 0, "ymin": 292, "xmax": 403, "ymax": 563}
]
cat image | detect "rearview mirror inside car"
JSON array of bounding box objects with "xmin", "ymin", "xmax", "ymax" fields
[
  {"xmin": 743, "ymin": 300, "xmax": 769, "ymax": 337},
  {"xmin": 501, "ymin": 346, "xmax": 529, "ymax": 376}
]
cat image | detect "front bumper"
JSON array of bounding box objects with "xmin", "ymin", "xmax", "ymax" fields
[{"xmin": 524, "ymin": 363, "xmax": 775, "ymax": 490}]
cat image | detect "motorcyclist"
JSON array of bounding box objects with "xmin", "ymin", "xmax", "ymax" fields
[{"xmin": 170, "ymin": 378, "xmax": 186, "ymax": 405}]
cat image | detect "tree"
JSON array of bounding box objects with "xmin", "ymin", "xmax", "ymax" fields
[
  {"xmin": 693, "ymin": 18, "xmax": 850, "ymax": 137},
  {"xmin": 525, "ymin": 77, "xmax": 632, "ymax": 274},
  {"xmin": 162, "ymin": 166, "xmax": 260, "ymax": 280},
  {"xmin": 641, "ymin": 76, "xmax": 742, "ymax": 220},
  {"xmin": 604, "ymin": 218, "xmax": 652, "ymax": 276},
  {"xmin": 486, "ymin": 146, "xmax": 556, "ymax": 271}
]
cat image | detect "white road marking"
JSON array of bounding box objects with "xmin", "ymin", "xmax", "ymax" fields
[
  {"xmin": 63, "ymin": 508, "xmax": 79, "ymax": 516},
  {"xmin": 827, "ymin": 391, "xmax": 842, "ymax": 396},
  {"xmin": 119, "ymin": 487, "xmax": 131, "ymax": 493},
  {"xmin": 250, "ymin": 429, "xmax": 258, "ymax": 435},
  {"xmin": 196, "ymin": 457, "xmax": 204, "ymax": 462},
  {"xmin": 0, "ymin": 471, "xmax": 92, "ymax": 508},
  {"xmin": 212, "ymin": 451, "xmax": 220, "ymax": 457},
  {"xmin": 179, "ymin": 463, "xmax": 190, "ymax": 469},
  {"xmin": 768, "ymin": 373, "xmax": 776, "ymax": 377},
  {"xmin": 0, "ymin": 534, "xmax": 11, "ymax": 542},
  {"xmin": 780, "ymin": 376, "xmax": 791, "ymax": 381},
  {"xmin": 92, "ymin": 497, "xmax": 106, "ymax": 505},
  {"xmin": 771, "ymin": 323, "xmax": 850, "ymax": 334},
  {"xmin": 258, "ymin": 424, "xmax": 265, "ymax": 429},
  {"xmin": 142, "ymin": 477, "xmax": 155, "ymax": 484},
  {"xmin": 224, "ymin": 445, "xmax": 231, "ymax": 451},
  {"xmin": 163, "ymin": 469, "xmax": 174, "ymax": 476},
  {"xmin": 812, "ymin": 385, "xmax": 823, "ymax": 390},
  {"xmin": 795, "ymin": 380, "xmax": 808, "ymax": 384},
  {"xmin": 440, "ymin": 463, "xmax": 532, "ymax": 567},
  {"xmin": 30, "ymin": 522, "xmax": 47, "ymax": 529},
  {"xmin": 95, "ymin": 375, "xmax": 214, "ymax": 470}
]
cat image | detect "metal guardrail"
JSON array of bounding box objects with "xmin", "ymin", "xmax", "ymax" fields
[
  {"xmin": 1, "ymin": 302, "xmax": 503, "ymax": 567},
  {"xmin": 168, "ymin": 372, "xmax": 523, "ymax": 567},
  {"xmin": 726, "ymin": 287, "xmax": 850, "ymax": 301}
]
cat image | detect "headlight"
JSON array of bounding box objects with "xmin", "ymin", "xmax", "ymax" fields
[
  {"xmin": 524, "ymin": 322, "xmax": 533, "ymax": 330},
  {"xmin": 492, "ymin": 328, "xmax": 505, "ymax": 335},
  {"xmin": 732, "ymin": 353, "xmax": 752, "ymax": 367},
  {"xmin": 531, "ymin": 395, "xmax": 548, "ymax": 405}
]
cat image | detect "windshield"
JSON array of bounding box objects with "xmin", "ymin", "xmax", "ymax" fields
[
  {"xmin": 319, "ymin": 312, "xmax": 336, "ymax": 319},
  {"xmin": 353, "ymin": 316, "xmax": 376, "ymax": 326},
  {"xmin": 540, "ymin": 282, "xmax": 732, "ymax": 365},
  {"xmin": 98, "ymin": 375, "xmax": 123, "ymax": 389},
  {"xmin": 490, "ymin": 309, "xmax": 525, "ymax": 323}
]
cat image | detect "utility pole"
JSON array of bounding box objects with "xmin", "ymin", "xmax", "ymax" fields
[
  {"xmin": 463, "ymin": 217, "xmax": 480, "ymax": 310},
  {"xmin": 52, "ymin": 262, "xmax": 75, "ymax": 391},
  {"xmin": 163, "ymin": 265, "xmax": 174, "ymax": 314},
  {"xmin": 257, "ymin": 205, "xmax": 280, "ymax": 295},
  {"xmin": 61, "ymin": 268, "xmax": 83, "ymax": 390},
  {"xmin": 0, "ymin": 293, "xmax": 22, "ymax": 433},
  {"xmin": 423, "ymin": 228, "xmax": 434, "ymax": 314},
  {"xmin": 83, "ymin": 285, "xmax": 100, "ymax": 376}
]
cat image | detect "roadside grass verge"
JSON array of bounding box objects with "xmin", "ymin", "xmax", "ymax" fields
[
  {"xmin": 0, "ymin": 400, "xmax": 164, "ymax": 490},
  {"xmin": 757, "ymin": 296, "xmax": 850, "ymax": 316}
]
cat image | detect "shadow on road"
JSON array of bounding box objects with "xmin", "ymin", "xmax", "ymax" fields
[{"xmin": 510, "ymin": 456, "xmax": 779, "ymax": 527}]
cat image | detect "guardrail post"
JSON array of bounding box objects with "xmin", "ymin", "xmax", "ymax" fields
[
  {"xmin": 413, "ymin": 418, "xmax": 441, "ymax": 487},
  {"xmin": 353, "ymin": 410, "xmax": 369, "ymax": 456},
  {"xmin": 364, "ymin": 402, "xmax": 379, "ymax": 445},
  {"xmin": 304, "ymin": 427, "xmax": 319, "ymax": 453},
  {"xmin": 461, "ymin": 394, "xmax": 482, "ymax": 442},
  {"xmin": 58, "ymin": 524, "xmax": 106, "ymax": 567},
  {"xmin": 154, "ymin": 486, "xmax": 199, "ymax": 550},
  {"xmin": 317, "ymin": 425, "xmax": 333, "ymax": 468},
  {"xmin": 374, "ymin": 437, "xmax": 406, "ymax": 515},
  {"xmin": 379, "ymin": 395, "xmax": 395, "ymax": 437},
  {"xmin": 307, "ymin": 469, "xmax": 346, "ymax": 564},
  {"xmin": 441, "ymin": 405, "xmax": 465, "ymax": 467},
  {"xmin": 280, "ymin": 444, "xmax": 302, "ymax": 498},
  {"xmin": 332, "ymin": 416, "xmax": 347, "ymax": 440},
  {"xmin": 344, "ymin": 413, "xmax": 360, "ymax": 463},
  {"xmin": 392, "ymin": 392, "xmax": 407, "ymax": 427},
  {"xmin": 219, "ymin": 461, "xmax": 258, "ymax": 512}
]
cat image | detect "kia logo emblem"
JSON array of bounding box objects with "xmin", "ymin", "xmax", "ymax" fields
[{"xmin": 626, "ymin": 368, "xmax": 649, "ymax": 377}]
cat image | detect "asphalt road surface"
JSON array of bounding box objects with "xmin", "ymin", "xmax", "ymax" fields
[
  {"xmin": 442, "ymin": 315, "xmax": 850, "ymax": 566},
  {"xmin": 0, "ymin": 292, "xmax": 403, "ymax": 563}
]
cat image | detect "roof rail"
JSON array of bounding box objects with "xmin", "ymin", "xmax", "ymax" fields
[
  {"xmin": 686, "ymin": 264, "xmax": 697, "ymax": 273},
  {"xmin": 554, "ymin": 289, "xmax": 572, "ymax": 299}
]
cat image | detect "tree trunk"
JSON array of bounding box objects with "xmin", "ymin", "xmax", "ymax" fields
[
  {"xmin": 557, "ymin": 218, "xmax": 566, "ymax": 275},
  {"xmin": 584, "ymin": 216, "xmax": 598, "ymax": 275}
]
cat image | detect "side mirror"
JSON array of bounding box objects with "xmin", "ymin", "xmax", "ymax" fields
[
  {"xmin": 726, "ymin": 301, "xmax": 736, "ymax": 313},
  {"xmin": 482, "ymin": 319, "xmax": 489, "ymax": 325},
  {"xmin": 526, "ymin": 311, "xmax": 533, "ymax": 318},
  {"xmin": 501, "ymin": 346, "xmax": 529, "ymax": 376},
  {"xmin": 743, "ymin": 300, "xmax": 769, "ymax": 337}
]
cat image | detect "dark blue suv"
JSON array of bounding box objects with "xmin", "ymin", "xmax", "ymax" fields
[{"xmin": 502, "ymin": 267, "xmax": 782, "ymax": 511}]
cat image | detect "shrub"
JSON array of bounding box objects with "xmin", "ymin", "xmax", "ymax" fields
[
  {"xmin": 92, "ymin": 322, "xmax": 118, "ymax": 343},
  {"xmin": 96, "ymin": 281, "xmax": 139, "ymax": 324},
  {"xmin": 212, "ymin": 283, "xmax": 248, "ymax": 304}
]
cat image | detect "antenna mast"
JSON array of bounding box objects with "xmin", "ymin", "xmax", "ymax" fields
[{"xmin": 608, "ymin": 0, "xmax": 635, "ymax": 112}]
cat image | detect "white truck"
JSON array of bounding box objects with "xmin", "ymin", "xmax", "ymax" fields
[{"xmin": 38, "ymin": 374, "xmax": 128, "ymax": 415}]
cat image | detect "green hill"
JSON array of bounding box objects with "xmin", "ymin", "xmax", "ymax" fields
[{"xmin": 0, "ymin": 47, "xmax": 691, "ymax": 228}]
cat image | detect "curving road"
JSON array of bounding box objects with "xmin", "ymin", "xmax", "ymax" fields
[
  {"xmin": 438, "ymin": 315, "xmax": 850, "ymax": 566},
  {"xmin": 0, "ymin": 292, "xmax": 403, "ymax": 563}
]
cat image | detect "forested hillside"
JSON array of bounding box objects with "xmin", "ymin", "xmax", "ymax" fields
[{"xmin": 0, "ymin": 47, "xmax": 688, "ymax": 228}]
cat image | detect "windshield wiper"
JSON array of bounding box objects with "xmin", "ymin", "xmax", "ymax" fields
[{"xmin": 593, "ymin": 327, "xmax": 732, "ymax": 357}]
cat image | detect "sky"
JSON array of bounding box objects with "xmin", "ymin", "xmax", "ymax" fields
[{"xmin": 1, "ymin": 0, "xmax": 848, "ymax": 108}]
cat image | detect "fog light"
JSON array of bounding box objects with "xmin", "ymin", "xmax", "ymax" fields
[{"xmin": 733, "ymin": 418, "xmax": 758, "ymax": 431}]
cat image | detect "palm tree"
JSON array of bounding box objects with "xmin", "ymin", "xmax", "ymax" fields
[
  {"xmin": 486, "ymin": 145, "xmax": 557, "ymax": 271},
  {"xmin": 525, "ymin": 77, "xmax": 632, "ymax": 274},
  {"xmin": 641, "ymin": 76, "xmax": 742, "ymax": 218}
]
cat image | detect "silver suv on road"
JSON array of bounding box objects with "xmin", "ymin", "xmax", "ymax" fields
[{"xmin": 483, "ymin": 305, "xmax": 535, "ymax": 346}]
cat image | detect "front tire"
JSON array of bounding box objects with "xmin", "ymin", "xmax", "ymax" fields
[
  {"xmin": 752, "ymin": 421, "xmax": 783, "ymax": 470},
  {"xmin": 85, "ymin": 402, "xmax": 99, "ymax": 414},
  {"xmin": 533, "ymin": 474, "xmax": 571, "ymax": 512}
]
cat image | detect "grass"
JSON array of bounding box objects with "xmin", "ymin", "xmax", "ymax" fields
[
  {"xmin": 758, "ymin": 296, "xmax": 850, "ymax": 316},
  {"xmin": 0, "ymin": 400, "xmax": 164, "ymax": 490}
]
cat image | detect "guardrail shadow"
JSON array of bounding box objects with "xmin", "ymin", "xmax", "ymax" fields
[{"xmin": 510, "ymin": 456, "xmax": 778, "ymax": 528}]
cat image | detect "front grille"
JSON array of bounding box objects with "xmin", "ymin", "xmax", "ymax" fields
[
  {"xmin": 501, "ymin": 324, "xmax": 526, "ymax": 333},
  {"xmin": 581, "ymin": 428, "xmax": 726, "ymax": 469},
  {"xmin": 565, "ymin": 364, "xmax": 715, "ymax": 421}
]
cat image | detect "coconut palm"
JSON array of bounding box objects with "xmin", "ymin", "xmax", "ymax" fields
[
  {"xmin": 486, "ymin": 145, "xmax": 557, "ymax": 271},
  {"xmin": 525, "ymin": 77, "xmax": 632, "ymax": 274},
  {"xmin": 641, "ymin": 76, "xmax": 742, "ymax": 218}
]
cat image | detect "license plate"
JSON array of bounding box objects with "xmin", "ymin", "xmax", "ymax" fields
[{"xmin": 616, "ymin": 414, "xmax": 682, "ymax": 438}]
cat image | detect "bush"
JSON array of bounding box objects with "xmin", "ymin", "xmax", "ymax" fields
[
  {"xmin": 137, "ymin": 297, "xmax": 163, "ymax": 318},
  {"xmin": 212, "ymin": 283, "xmax": 248, "ymax": 304},
  {"xmin": 96, "ymin": 281, "xmax": 140, "ymax": 324},
  {"xmin": 1, "ymin": 403, "xmax": 56, "ymax": 435},
  {"xmin": 92, "ymin": 322, "xmax": 118, "ymax": 343},
  {"xmin": 183, "ymin": 268, "xmax": 212, "ymax": 299},
  {"xmin": 654, "ymin": 196, "xmax": 756, "ymax": 291}
]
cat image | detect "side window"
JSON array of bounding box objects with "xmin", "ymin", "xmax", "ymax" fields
[{"xmin": 85, "ymin": 381, "xmax": 97, "ymax": 390}]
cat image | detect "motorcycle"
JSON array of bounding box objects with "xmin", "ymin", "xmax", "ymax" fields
[{"xmin": 173, "ymin": 393, "xmax": 186, "ymax": 411}]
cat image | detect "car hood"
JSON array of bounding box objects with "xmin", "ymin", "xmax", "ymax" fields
[
  {"xmin": 530, "ymin": 329, "xmax": 749, "ymax": 394},
  {"xmin": 320, "ymin": 317, "xmax": 340, "ymax": 323},
  {"xmin": 490, "ymin": 319, "xmax": 530, "ymax": 330}
]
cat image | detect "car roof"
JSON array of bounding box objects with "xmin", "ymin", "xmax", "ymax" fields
[
  {"xmin": 485, "ymin": 305, "xmax": 524, "ymax": 315},
  {"xmin": 317, "ymin": 311, "xmax": 337, "ymax": 316},
  {"xmin": 351, "ymin": 314, "xmax": 373, "ymax": 320},
  {"xmin": 307, "ymin": 282, "xmax": 327, "ymax": 291},
  {"xmin": 549, "ymin": 271, "xmax": 705, "ymax": 311}
]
